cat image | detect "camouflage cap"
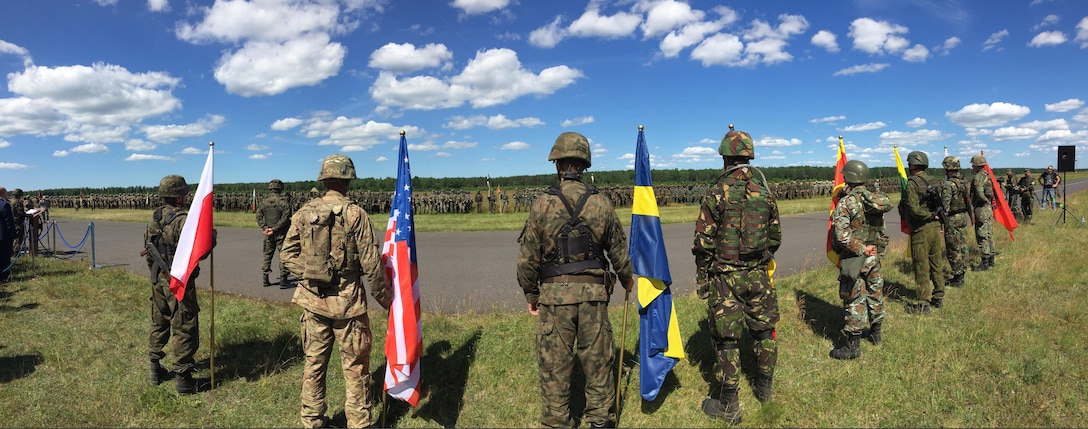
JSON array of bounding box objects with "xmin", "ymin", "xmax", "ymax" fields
[
  {"xmin": 159, "ymin": 175, "xmax": 188, "ymax": 198},
  {"xmin": 942, "ymin": 156, "xmax": 960, "ymax": 170},
  {"xmin": 317, "ymin": 154, "xmax": 357, "ymax": 181},
  {"xmin": 719, "ymin": 124, "xmax": 754, "ymax": 158},
  {"xmin": 970, "ymin": 154, "xmax": 986, "ymax": 167},
  {"xmin": 547, "ymin": 131, "xmax": 592, "ymax": 167},
  {"xmin": 268, "ymin": 179, "xmax": 284, "ymax": 190}
]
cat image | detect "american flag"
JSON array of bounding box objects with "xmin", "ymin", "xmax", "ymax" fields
[{"xmin": 382, "ymin": 132, "xmax": 422, "ymax": 406}]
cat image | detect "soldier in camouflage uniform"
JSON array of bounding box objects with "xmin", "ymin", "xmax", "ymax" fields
[
  {"xmin": 9, "ymin": 189, "xmax": 26, "ymax": 255},
  {"xmin": 516, "ymin": 132, "xmax": 633, "ymax": 428},
  {"xmin": 1004, "ymin": 169, "xmax": 1022, "ymax": 220},
  {"xmin": 941, "ymin": 156, "xmax": 971, "ymax": 287},
  {"xmin": 903, "ymin": 151, "xmax": 945, "ymax": 313},
  {"xmin": 1018, "ymin": 169, "xmax": 1036, "ymax": 224},
  {"xmin": 829, "ymin": 160, "xmax": 892, "ymax": 360},
  {"xmin": 970, "ymin": 154, "xmax": 996, "ymax": 272},
  {"xmin": 280, "ymin": 154, "xmax": 393, "ymax": 429},
  {"xmin": 142, "ymin": 175, "xmax": 216, "ymax": 394},
  {"xmin": 257, "ymin": 179, "xmax": 293, "ymax": 288},
  {"xmin": 693, "ymin": 125, "xmax": 781, "ymax": 424}
]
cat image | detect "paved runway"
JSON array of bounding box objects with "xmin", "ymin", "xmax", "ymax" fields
[{"xmin": 39, "ymin": 177, "xmax": 1085, "ymax": 314}]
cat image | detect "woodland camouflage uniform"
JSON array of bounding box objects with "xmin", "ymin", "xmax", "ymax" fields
[
  {"xmin": 941, "ymin": 158, "xmax": 971, "ymax": 287},
  {"xmin": 516, "ymin": 132, "xmax": 633, "ymax": 428},
  {"xmin": 693, "ymin": 125, "xmax": 780, "ymax": 424},
  {"xmin": 1018, "ymin": 170, "xmax": 1036, "ymax": 223},
  {"xmin": 970, "ymin": 156, "xmax": 996, "ymax": 271},
  {"xmin": 256, "ymin": 180, "xmax": 293, "ymax": 286},
  {"xmin": 903, "ymin": 153, "xmax": 946, "ymax": 311},
  {"xmin": 281, "ymin": 155, "xmax": 393, "ymax": 429},
  {"xmin": 832, "ymin": 185, "xmax": 892, "ymax": 338}
]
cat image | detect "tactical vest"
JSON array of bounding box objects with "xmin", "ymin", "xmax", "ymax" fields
[
  {"xmin": 947, "ymin": 177, "xmax": 969, "ymax": 213},
  {"xmin": 539, "ymin": 184, "xmax": 606, "ymax": 278},
  {"xmin": 145, "ymin": 206, "xmax": 181, "ymax": 284},
  {"xmin": 714, "ymin": 165, "xmax": 773, "ymax": 262}
]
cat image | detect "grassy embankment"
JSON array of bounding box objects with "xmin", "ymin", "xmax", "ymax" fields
[{"xmin": 1, "ymin": 184, "xmax": 1085, "ymax": 427}]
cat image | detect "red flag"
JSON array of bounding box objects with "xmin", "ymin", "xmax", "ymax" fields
[
  {"xmin": 981, "ymin": 152, "xmax": 1018, "ymax": 240},
  {"xmin": 169, "ymin": 144, "xmax": 214, "ymax": 302},
  {"xmin": 382, "ymin": 132, "xmax": 422, "ymax": 406},
  {"xmin": 826, "ymin": 136, "xmax": 846, "ymax": 265}
]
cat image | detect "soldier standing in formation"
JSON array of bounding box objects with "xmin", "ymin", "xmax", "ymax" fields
[
  {"xmin": 256, "ymin": 179, "xmax": 293, "ymax": 288},
  {"xmin": 516, "ymin": 132, "xmax": 633, "ymax": 428},
  {"xmin": 280, "ymin": 154, "xmax": 393, "ymax": 429},
  {"xmin": 970, "ymin": 154, "xmax": 997, "ymax": 272},
  {"xmin": 1003, "ymin": 169, "xmax": 1022, "ymax": 220},
  {"xmin": 829, "ymin": 160, "xmax": 892, "ymax": 360},
  {"xmin": 903, "ymin": 151, "xmax": 945, "ymax": 314},
  {"xmin": 693, "ymin": 125, "xmax": 780, "ymax": 424},
  {"xmin": 142, "ymin": 175, "xmax": 216, "ymax": 394},
  {"xmin": 475, "ymin": 190, "xmax": 483, "ymax": 213},
  {"xmin": 941, "ymin": 156, "xmax": 971, "ymax": 288},
  {"xmin": 1018, "ymin": 169, "xmax": 1036, "ymax": 224},
  {"xmin": 9, "ymin": 189, "xmax": 26, "ymax": 255}
]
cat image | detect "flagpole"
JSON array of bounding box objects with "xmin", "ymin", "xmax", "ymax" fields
[
  {"xmin": 208, "ymin": 141, "xmax": 216, "ymax": 389},
  {"xmin": 616, "ymin": 287, "xmax": 629, "ymax": 425}
]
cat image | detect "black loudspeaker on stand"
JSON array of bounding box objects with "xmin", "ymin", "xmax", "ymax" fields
[{"xmin": 1052, "ymin": 145, "xmax": 1084, "ymax": 227}]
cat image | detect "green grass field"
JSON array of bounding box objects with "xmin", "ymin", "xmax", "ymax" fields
[{"xmin": 1, "ymin": 188, "xmax": 1086, "ymax": 427}]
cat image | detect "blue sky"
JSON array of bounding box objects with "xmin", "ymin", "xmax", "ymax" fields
[{"xmin": 1, "ymin": 0, "xmax": 1087, "ymax": 190}]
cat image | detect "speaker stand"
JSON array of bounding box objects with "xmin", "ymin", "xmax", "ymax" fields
[{"xmin": 1050, "ymin": 171, "xmax": 1085, "ymax": 228}]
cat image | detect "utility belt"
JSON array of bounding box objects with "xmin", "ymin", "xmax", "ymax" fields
[
  {"xmin": 949, "ymin": 209, "xmax": 968, "ymax": 215},
  {"xmin": 542, "ymin": 274, "xmax": 605, "ymax": 285}
]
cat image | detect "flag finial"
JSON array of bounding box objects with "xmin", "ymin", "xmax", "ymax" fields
[
  {"xmin": 208, "ymin": 141, "xmax": 214, "ymax": 148},
  {"xmin": 728, "ymin": 123, "xmax": 734, "ymax": 131},
  {"xmin": 400, "ymin": 130, "xmax": 406, "ymax": 136},
  {"xmin": 839, "ymin": 135, "xmax": 843, "ymax": 140},
  {"xmin": 638, "ymin": 124, "xmax": 644, "ymax": 131}
]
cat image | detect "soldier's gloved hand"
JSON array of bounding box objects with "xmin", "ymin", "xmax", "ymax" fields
[
  {"xmin": 696, "ymin": 270, "xmax": 710, "ymax": 299},
  {"xmin": 623, "ymin": 277, "xmax": 634, "ymax": 293}
]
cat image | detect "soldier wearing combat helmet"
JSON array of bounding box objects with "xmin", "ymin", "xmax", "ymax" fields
[
  {"xmin": 969, "ymin": 154, "xmax": 997, "ymax": 271},
  {"xmin": 903, "ymin": 151, "xmax": 946, "ymax": 314},
  {"xmin": 941, "ymin": 156, "xmax": 971, "ymax": 288},
  {"xmin": 256, "ymin": 179, "xmax": 293, "ymax": 288},
  {"xmin": 693, "ymin": 124, "xmax": 781, "ymax": 423},
  {"xmin": 517, "ymin": 132, "xmax": 633, "ymax": 428},
  {"xmin": 143, "ymin": 174, "xmax": 217, "ymax": 394},
  {"xmin": 280, "ymin": 154, "xmax": 392, "ymax": 429}
]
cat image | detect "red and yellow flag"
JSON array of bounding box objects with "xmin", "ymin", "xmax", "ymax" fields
[
  {"xmin": 980, "ymin": 151, "xmax": 1018, "ymax": 240},
  {"xmin": 826, "ymin": 136, "xmax": 847, "ymax": 265}
]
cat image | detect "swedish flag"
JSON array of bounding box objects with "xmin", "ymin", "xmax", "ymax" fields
[{"xmin": 630, "ymin": 126, "xmax": 684, "ymax": 401}]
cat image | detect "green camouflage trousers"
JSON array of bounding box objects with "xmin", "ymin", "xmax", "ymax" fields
[
  {"xmin": 535, "ymin": 301, "xmax": 615, "ymax": 428},
  {"xmin": 705, "ymin": 268, "xmax": 778, "ymax": 389},
  {"xmin": 149, "ymin": 281, "xmax": 200, "ymax": 374},
  {"xmin": 838, "ymin": 254, "xmax": 884, "ymax": 334},
  {"xmin": 944, "ymin": 212, "xmax": 971, "ymax": 277},
  {"xmin": 1020, "ymin": 192, "xmax": 1035, "ymax": 221},
  {"xmin": 261, "ymin": 232, "xmax": 287, "ymax": 276},
  {"xmin": 973, "ymin": 206, "xmax": 995, "ymax": 257},
  {"xmin": 909, "ymin": 225, "xmax": 945, "ymax": 303},
  {"xmin": 300, "ymin": 311, "xmax": 375, "ymax": 429}
]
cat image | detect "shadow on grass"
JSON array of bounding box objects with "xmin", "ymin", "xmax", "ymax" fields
[
  {"xmin": 684, "ymin": 318, "xmax": 765, "ymax": 398},
  {"xmin": 0, "ymin": 286, "xmax": 40, "ymax": 312},
  {"xmin": 376, "ymin": 328, "xmax": 483, "ymax": 428},
  {"xmin": 794, "ymin": 290, "xmax": 841, "ymax": 343},
  {"xmin": 212, "ymin": 331, "xmax": 302, "ymax": 382},
  {"xmin": 883, "ymin": 280, "xmax": 917, "ymax": 302},
  {"xmin": 0, "ymin": 350, "xmax": 44, "ymax": 383}
]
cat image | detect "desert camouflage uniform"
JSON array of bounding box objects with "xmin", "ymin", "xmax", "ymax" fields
[
  {"xmin": 257, "ymin": 190, "xmax": 293, "ymax": 278},
  {"xmin": 905, "ymin": 172, "xmax": 946, "ymax": 305},
  {"xmin": 942, "ymin": 171, "xmax": 971, "ymax": 280},
  {"xmin": 516, "ymin": 179, "xmax": 633, "ymax": 428},
  {"xmin": 144, "ymin": 203, "xmax": 207, "ymax": 375},
  {"xmin": 281, "ymin": 189, "xmax": 393, "ymax": 429},
  {"xmin": 970, "ymin": 169, "xmax": 995, "ymax": 260},
  {"xmin": 832, "ymin": 186, "xmax": 891, "ymax": 334},
  {"xmin": 692, "ymin": 165, "xmax": 781, "ymax": 391}
]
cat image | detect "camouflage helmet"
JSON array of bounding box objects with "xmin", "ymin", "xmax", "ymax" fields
[
  {"xmin": 970, "ymin": 154, "xmax": 987, "ymax": 167},
  {"xmin": 942, "ymin": 156, "xmax": 960, "ymax": 170},
  {"xmin": 547, "ymin": 132, "xmax": 592, "ymax": 167},
  {"xmin": 12, "ymin": 188, "xmax": 23, "ymax": 197},
  {"xmin": 317, "ymin": 154, "xmax": 357, "ymax": 181},
  {"xmin": 159, "ymin": 175, "xmax": 188, "ymax": 198},
  {"xmin": 719, "ymin": 124, "xmax": 754, "ymax": 158},
  {"xmin": 842, "ymin": 160, "xmax": 869, "ymax": 184},
  {"xmin": 907, "ymin": 151, "xmax": 928, "ymax": 168},
  {"xmin": 268, "ymin": 179, "xmax": 284, "ymax": 190}
]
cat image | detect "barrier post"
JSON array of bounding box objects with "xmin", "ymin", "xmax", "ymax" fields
[{"xmin": 89, "ymin": 222, "xmax": 99, "ymax": 270}]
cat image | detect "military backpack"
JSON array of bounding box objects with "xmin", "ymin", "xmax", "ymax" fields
[{"xmin": 297, "ymin": 197, "xmax": 359, "ymax": 296}]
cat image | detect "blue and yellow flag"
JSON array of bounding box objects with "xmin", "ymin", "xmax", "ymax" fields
[{"xmin": 630, "ymin": 126, "xmax": 684, "ymax": 401}]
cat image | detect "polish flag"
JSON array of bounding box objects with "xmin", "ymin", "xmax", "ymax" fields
[{"xmin": 169, "ymin": 144, "xmax": 214, "ymax": 302}]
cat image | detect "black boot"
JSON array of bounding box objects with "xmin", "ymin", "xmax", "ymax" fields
[
  {"xmin": 986, "ymin": 255, "xmax": 995, "ymax": 269},
  {"xmin": 262, "ymin": 273, "xmax": 271, "ymax": 287},
  {"xmin": 752, "ymin": 373, "xmax": 773, "ymax": 403},
  {"xmin": 930, "ymin": 297, "xmax": 943, "ymax": 309},
  {"xmin": 702, "ymin": 386, "xmax": 741, "ymax": 425},
  {"xmin": 948, "ymin": 273, "xmax": 965, "ymax": 287},
  {"xmin": 279, "ymin": 274, "xmax": 292, "ymax": 289},
  {"xmin": 866, "ymin": 322, "xmax": 882, "ymax": 346},
  {"xmin": 829, "ymin": 334, "xmax": 861, "ymax": 360},
  {"xmin": 972, "ymin": 256, "xmax": 991, "ymax": 272},
  {"xmin": 588, "ymin": 420, "xmax": 615, "ymax": 428},
  {"xmin": 175, "ymin": 370, "xmax": 212, "ymax": 395},
  {"xmin": 150, "ymin": 361, "xmax": 169, "ymax": 386}
]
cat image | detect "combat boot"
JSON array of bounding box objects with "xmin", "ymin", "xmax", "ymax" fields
[
  {"xmin": 175, "ymin": 370, "xmax": 212, "ymax": 395},
  {"xmin": 972, "ymin": 256, "xmax": 991, "ymax": 272},
  {"xmin": 279, "ymin": 274, "xmax": 292, "ymax": 289},
  {"xmin": 866, "ymin": 322, "xmax": 882, "ymax": 346},
  {"xmin": 930, "ymin": 297, "xmax": 943, "ymax": 309},
  {"xmin": 262, "ymin": 273, "xmax": 271, "ymax": 287},
  {"xmin": 701, "ymin": 386, "xmax": 741, "ymax": 425},
  {"xmin": 948, "ymin": 273, "xmax": 965, "ymax": 287},
  {"xmin": 752, "ymin": 373, "xmax": 773, "ymax": 403},
  {"xmin": 150, "ymin": 360, "xmax": 169, "ymax": 385},
  {"xmin": 986, "ymin": 255, "xmax": 995, "ymax": 269},
  {"xmin": 829, "ymin": 334, "xmax": 861, "ymax": 360},
  {"xmin": 588, "ymin": 420, "xmax": 615, "ymax": 428}
]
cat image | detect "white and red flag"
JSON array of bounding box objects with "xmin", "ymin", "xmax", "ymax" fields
[
  {"xmin": 382, "ymin": 132, "xmax": 422, "ymax": 406},
  {"xmin": 169, "ymin": 143, "xmax": 214, "ymax": 302}
]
